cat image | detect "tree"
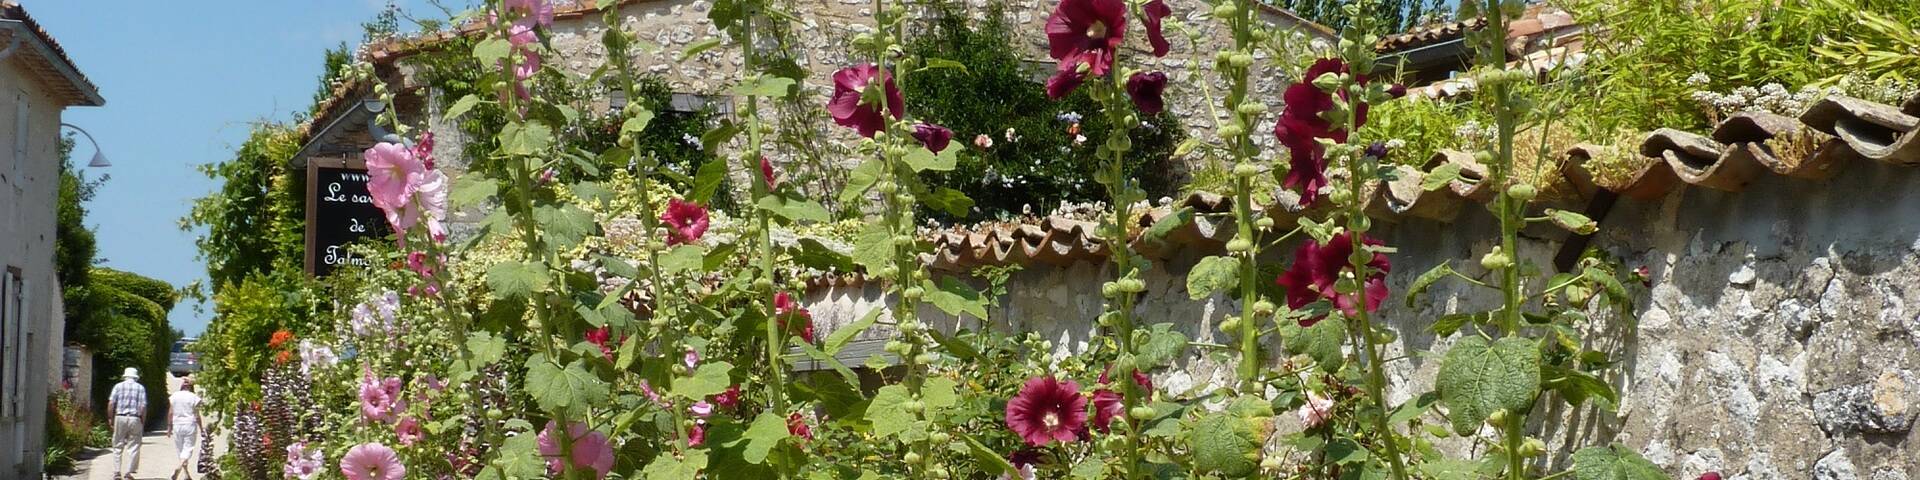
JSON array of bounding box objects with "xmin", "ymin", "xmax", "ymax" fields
[{"xmin": 1280, "ymin": 0, "xmax": 1453, "ymax": 35}]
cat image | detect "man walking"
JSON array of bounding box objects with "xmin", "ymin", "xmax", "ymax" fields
[{"xmin": 109, "ymin": 367, "xmax": 148, "ymax": 480}]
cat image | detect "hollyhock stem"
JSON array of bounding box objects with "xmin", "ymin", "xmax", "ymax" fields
[
  {"xmin": 602, "ymin": 14, "xmax": 696, "ymax": 451},
  {"xmin": 1092, "ymin": 71, "xmax": 1146, "ymax": 480},
  {"xmin": 1480, "ymin": 0, "xmax": 1530, "ymax": 476},
  {"xmin": 741, "ymin": 9, "xmax": 791, "ymax": 425}
]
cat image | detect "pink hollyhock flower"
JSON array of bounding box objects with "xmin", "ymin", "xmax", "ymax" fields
[
  {"xmin": 638, "ymin": 379, "xmax": 663, "ymax": 406},
  {"xmin": 504, "ymin": 0, "xmax": 555, "ymax": 26},
  {"xmin": 690, "ymin": 401, "xmax": 715, "ymax": 418},
  {"xmin": 683, "ymin": 348, "xmax": 701, "ymax": 369},
  {"xmin": 1274, "ymin": 58, "xmax": 1370, "ymax": 206},
  {"xmin": 1274, "ymin": 232, "xmax": 1391, "ymax": 326},
  {"xmin": 537, "ymin": 421, "xmax": 614, "ymax": 479},
  {"xmin": 1697, "ymin": 473, "xmax": 1722, "ymax": 480},
  {"xmin": 1005, "ymin": 376, "xmax": 1089, "ymax": 446},
  {"xmin": 1142, "ymin": 0, "xmax": 1172, "ymax": 57},
  {"xmin": 339, "ymin": 443, "xmax": 406, "ymax": 480},
  {"xmin": 912, "ymin": 123, "xmax": 954, "ymax": 154},
  {"xmin": 827, "ymin": 64, "xmax": 904, "ymax": 138},
  {"xmin": 284, "ymin": 442, "xmax": 325, "ymax": 480},
  {"xmin": 1297, "ymin": 391, "xmax": 1335, "ymax": 429},
  {"xmin": 1044, "ymin": 0, "xmax": 1126, "ymax": 99},
  {"xmin": 1091, "ymin": 366, "xmax": 1153, "ymax": 432},
  {"xmin": 395, "ymin": 417, "xmax": 423, "ymax": 446},
  {"xmin": 787, "ymin": 412, "xmax": 814, "ymax": 441},
  {"xmin": 585, "ymin": 327, "xmax": 615, "ymax": 361},
  {"xmin": 688, "ymin": 424, "xmax": 707, "ymax": 447},
  {"xmin": 358, "ymin": 370, "xmax": 402, "ymax": 423},
  {"xmin": 1125, "ymin": 71, "xmax": 1169, "ymax": 114},
  {"xmin": 364, "ymin": 142, "xmax": 424, "ymax": 221},
  {"xmin": 974, "ymin": 133, "xmax": 994, "ymax": 149},
  {"xmin": 714, "ymin": 385, "xmax": 742, "ymax": 410},
  {"xmin": 660, "ymin": 198, "xmax": 710, "ymax": 246},
  {"xmin": 774, "ymin": 292, "xmax": 817, "ymax": 343},
  {"xmin": 759, "ymin": 156, "xmax": 778, "ymax": 189}
]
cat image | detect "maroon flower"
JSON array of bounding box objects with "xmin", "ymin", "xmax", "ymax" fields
[
  {"xmin": 786, "ymin": 412, "xmax": 814, "ymax": 441},
  {"xmin": 713, "ymin": 385, "xmax": 742, "ymax": 410},
  {"xmin": 1142, "ymin": 0, "xmax": 1172, "ymax": 57},
  {"xmin": 774, "ymin": 292, "xmax": 817, "ymax": 343},
  {"xmin": 660, "ymin": 198, "xmax": 710, "ymax": 246},
  {"xmin": 912, "ymin": 123, "xmax": 954, "ymax": 154},
  {"xmin": 1005, "ymin": 376, "xmax": 1088, "ymax": 446},
  {"xmin": 1126, "ymin": 71, "xmax": 1169, "ymax": 114},
  {"xmin": 1091, "ymin": 366, "xmax": 1153, "ymax": 432},
  {"xmin": 1274, "ymin": 58, "xmax": 1371, "ymax": 206},
  {"xmin": 1044, "ymin": 0, "xmax": 1126, "ymax": 98},
  {"xmin": 828, "ymin": 64, "xmax": 904, "ymax": 138},
  {"xmin": 759, "ymin": 156, "xmax": 778, "ymax": 189},
  {"xmin": 1007, "ymin": 450, "xmax": 1043, "ymax": 469},
  {"xmin": 1697, "ymin": 473, "xmax": 1721, "ymax": 480},
  {"xmin": 687, "ymin": 424, "xmax": 706, "ymax": 447},
  {"xmin": 1387, "ymin": 83, "xmax": 1408, "ymax": 98},
  {"xmin": 1274, "ymin": 232, "xmax": 1391, "ymax": 326},
  {"xmin": 584, "ymin": 327, "xmax": 615, "ymax": 361}
]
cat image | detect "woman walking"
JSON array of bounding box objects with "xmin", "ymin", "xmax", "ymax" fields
[{"xmin": 167, "ymin": 378, "xmax": 204, "ymax": 480}]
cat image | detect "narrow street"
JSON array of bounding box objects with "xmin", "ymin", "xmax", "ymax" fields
[{"xmin": 56, "ymin": 374, "xmax": 224, "ymax": 480}]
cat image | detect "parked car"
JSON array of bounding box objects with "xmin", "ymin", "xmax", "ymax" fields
[{"xmin": 169, "ymin": 337, "xmax": 200, "ymax": 375}]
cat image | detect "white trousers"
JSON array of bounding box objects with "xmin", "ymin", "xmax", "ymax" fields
[
  {"xmin": 113, "ymin": 415, "xmax": 144, "ymax": 476},
  {"xmin": 172, "ymin": 424, "xmax": 199, "ymax": 461}
]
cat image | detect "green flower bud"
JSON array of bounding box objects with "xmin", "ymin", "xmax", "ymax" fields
[
  {"xmin": 1102, "ymin": 282, "xmax": 1121, "ymax": 297},
  {"xmin": 1121, "ymin": 278, "xmax": 1146, "ymax": 293},
  {"xmin": 1487, "ymin": 409, "xmax": 1508, "ymax": 426},
  {"xmin": 1507, "ymin": 183, "xmax": 1537, "ymax": 202},
  {"xmin": 1217, "ymin": 124, "xmax": 1245, "ymax": 139},
  {"xmin": 1232, "ymin": 163, "xmax": 1261, "ymax": 178},
  {"xmin": 903, "ymin": 451, "xmax": 923, "ymax": 464},
  {"xmin": 650, "ymin": 316, "xmax": 669, "ymax": 328},
  {"xmin": 1107, "ymin": 134, "xmax": 1133, "ymax": 153},
  {"xmin": 893, "ymin": 234, "xmax": 915, "ymax": 247},
  {"xmin": 1474, "ymin": 151, "xmax": 1494, "ymax": 165},
  {"xmin": 1220, "ymin": 316, "xmax": 1242, "ymax": 334},
  {"xmin": 1229, "ymin": 53, "xmax": 1255, "ymax": 68},
  {"xmin": 671, "ymin": 364, "xmax": 688, "ymax": 376},
  {"xmin": 1211, "ymin": 3, "xmax": 1237, "ymax": 18},
  {"xmin": 903, "ymin": 287, "xmax": 925, "ymax": 301},
  {"xmin": 899, "ymin": 321, "xmax": 923, "ymax": 335},
  {"xmin": 894, "ymin": 193, "xmax": 915, "ymax": 205},
  {"xmin": 1260, "ymin": 456, "xmax": 1284, "ymax": 471},
  {"xmin": 1255, "ymin": 217, "xmax": 1276, "ymax": 229},
  {"xmin": 878, "ymin": 265, "xmax": 900, "ymax": 279},
  {"xmin": 486, "ymin": 408, "xmax": 505, "ymax": 420},
  {"xmin": 1480, "ymin": 248, "xmax": 1512, "ymax": 270},
  {"xmin": 1129, "ymin": 406, "xmax": 1157, "ymax": 420},
  {"xmin": 876, "ymin": 181, "xmax": 898, "ymax": 194},
  {"xmin": 930, "ymin": 432, "xmax": 952, "ymax": 444},
  {"xmin": 1213, "ymin": 50, "xmax": 1234, "ymax": 66},
  {"xmin": 1236, "ymin": 102, "xmax": 1266, "ymax": 115},
  {"xmin": 1520, "ymin": 437, "xmax": 1545, "ymax": 457},
  {"xmin": 617, "ymin": 134, "xmax": 635, "ymax": 148},
  {"xmin": 1226, "ymin": 238, "xmax": 1253, "ymax": 253},
  {"xmin": 1250, "ymin": 29, "xmax": 1270, "ymax": 42},
  {"xmin": 901, "ymin": 400, "xmax": 924, "ymax": 413},
  {"xmin": 753, "ymin": 278, "xmax": 775, "ymax": 290},
  {"xmin": 885, "ymin": 340, "xmax": 909, "ymax": 355},
  {"xmin": 915, "ymin": 352, "xmax": 939, "ymax": 365},
  {"xmin": 929, "ymin": 467, "xmax": 951, "ymax": 479},
  {"xmin": 1253, "ymin": 300, "xmax": 1277, "ymax": 316}
]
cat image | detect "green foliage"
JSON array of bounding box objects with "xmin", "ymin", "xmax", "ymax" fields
[
  {"xmin": 1436, "ymin": 336, "xmax": 1542, "ymax": 435},
  {"xmin": 184, "ymin": 124, "xmax": 308, "ymax": 292},
  {"xmin": 194, "ymin": 275, "xmax": 296, "ymax": 412},
  {"xmin": 1361, "ymin": 96, "xmax": 1490, "ymax": 166},
  {"xmin": 1571, "ymin": 444, "xmax": 1667, "ymax": 480},
  {"xmin": 901, "ymin": 0, "xmax": 1184, "ymax": 220},
  {"xmin": 1282, "ymin": 0, "xmax": 1453, "ymax": 35}
]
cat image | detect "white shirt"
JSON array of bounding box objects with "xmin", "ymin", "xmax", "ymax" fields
[{"xmin": 169, "ymin": 391, "xmax": 201, "ymax": 427}]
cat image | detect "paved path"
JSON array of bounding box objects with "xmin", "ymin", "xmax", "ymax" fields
[{"xmin": 56, "ymin": 374, "xmax": 223, "ymax": 480}]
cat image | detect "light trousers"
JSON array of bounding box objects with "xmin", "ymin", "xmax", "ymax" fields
[{"xmin": 113, "ymin": 415, "xmax": 143, "ymax": 476}]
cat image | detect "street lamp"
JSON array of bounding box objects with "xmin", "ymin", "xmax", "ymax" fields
[{"xmin": 60, "ymin": 123, "xmax": 109, "ymax": 167}]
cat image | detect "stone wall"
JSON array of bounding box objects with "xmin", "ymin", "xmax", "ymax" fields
[{"xmin": 800, "ymin": 150, "xmax": 1920, "ymax": 478}]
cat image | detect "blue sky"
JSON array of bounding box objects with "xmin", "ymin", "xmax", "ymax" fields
[{"xmin": 24, "ymin": 1, "xmax": 457, "ymax": 336}]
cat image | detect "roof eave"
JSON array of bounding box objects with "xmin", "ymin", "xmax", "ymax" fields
[{"xmin": 1, "ymin": 20, "xmax": 103, "ymax": 107}]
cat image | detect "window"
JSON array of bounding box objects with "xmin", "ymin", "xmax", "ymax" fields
[
  {"xmin": 0, "ymin": 267, "xmax": 16, "ymax": 421},
  {"xmin": 12, "ymin": 90, "xmax": 27, "ymax": 182}
]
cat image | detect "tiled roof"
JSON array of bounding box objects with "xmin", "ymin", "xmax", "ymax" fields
[
  {"xmin": 1, "ymin": 1, "xmax": 103, "ymax": 106},
  {"xmin": 805, "ymin": 92, "xmax": 1920, "ymax": 286},
  {"xmin": 1373, "ymin": 5, "xmax": 1576, "ymax": 53}
]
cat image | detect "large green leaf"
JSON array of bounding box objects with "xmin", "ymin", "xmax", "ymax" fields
[
  {"xmin": 757, "ymin": 194, "xmax": 831, "ymax": 223},
  {"xmin": 1436, "ymin": 336, "xmax": 1542, "ymax": 435},
  {"xmin": 839, "ymin": 158, "xmax": 884, "ymax": 204},
  {"xmin": 672, "ymin": 361, "xmax": 735, "ymax": 399},
  {"xmin": 691, "ymin": 159, "xmax": 728, "ymax": 204},
  {"xmin": 736, "ymin": 412, "xmax": 789, "ymax": 464},
  {"xmin": 850, "ymin": 223, "xmax": 894, "ymax": 274},
  {"xmin": 1135, "ymin": 323, "xmax": 1189, "ymax": 369},
  {"xmin": 865, "ymin": 385, "xmax": 914, "ymax": 438},
  {"xmin": 825, "ymin": 308, "xmax": 882, "ymax": 355},
  {"xmin": 475, "ymin": 429, "xmax": 545, "ymax": 480},
  {"xmin": 923, "ymin": 277, "xmax": 988, "ymax": 320},
  {"xmin": 524, "ymin": 355, "xmax": 609, "ymax": 417},
  {"xmin": 902, "ymin": 145, "xmax": 957, "ymax": 172},
  {"xmin": 443, "ymin": 94, "xmax": 483, "ymax": 122},
  {"xmin": 621, "ymin": 110, "xmax": 656, "ymax": 136},
  {"xmin": 485, "ymin": 261, "xmax": 549, "ymax": 300},
  {"xmin": 659, "ymin": 245, "xmax": 705, "ymax": 274},
  {"xmin": 732, "ymin": 75, "xmax": 796, "ymax": 98},
  {"xmin": 642, "ymin": 450, "xmax": 708, "ymax": 480},
  {"xmin": 1189, "ymin": 414, "xmax": 1260, "ymax": 477},
  {"xmin": 1571, "ymin": 445, "xmax": 1666, "ymax": 480},
  {"xmin": 1406, "ymin": 261, "xmax": 1453, "ymax": 307},
  {"xmin": 499, "ymin": 121, "xmax": 554, "ymax": 156},
  {"xmin": 465, "ymin": 331, "xmax": 507, "ymax": 366},
  {"xmin": 1187, "ymin": 255, "xmax": 1241, "ymax": 300},
  {"xmin": 959, "ymin": 433, "xmax": 1018, "ymax": 476},
  {"xmin": 533, "ymin": 205, "xmax": 595, "ymax": 249},
  {"xmin": 922, "ymin": 376, "xmax": 959, "ymax": 411},
  {"xmin": 920, "ymin": 187, "xmax": 975, "ymax": 217},
  {"xmin": 1283, "ymin": 316, "xmax": 1347, "ymax": 373}
]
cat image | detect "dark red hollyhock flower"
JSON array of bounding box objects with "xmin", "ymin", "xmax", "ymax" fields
[
  {"xmin": 1274, "ymin": 58, "xmax": 1371, "ymax": 206},
  {"xmin": 1126, "ymin": 71, "xmax": 1169, "ymax": 114},
  {"xmin": 1697, "ymin": 473, "xmax": 1721, "ymax": 480},
  {"xmin": 585, "ymin": 327, "xmax": 615, "ymax": 360},
  {"xmin": 786, "ymin": 412, "xmax": 813, "ymax": 441},
  {"xmin": 1387, "ymin": 83, "xmax": 1408, "ymax": 98},
  {"xmin": 1091, "ymin": 366, "xmax": 1154, "ymax": 432},
  {"xmin": 911, "ymin": 123, "xmax": 954, "ymax": 154},
  {"xmin": 1044, "ymin": 0, "xmax": 1126, "ymax": 99},
  {"xmin": 1274, "ymin": 232, "xmax": 1391, "ymax": 326},
  {"xmin": 774, "ymin": 292, "xmax": 817, "ymax": 343},
  {"xmin": 1142, "ymin": 0, "xmax": 1172, "ymax": 57},
  {"xmin": 660, "ymin": 198, "xmax": 710, "ymax": 246},
  {"xmin": 1005, "ymin": 376, "xmax": 1089, "ymax": 446},
  {"xmin": 713, "ymin": 385, "xmax": 741, "ymax": 409},
  {"xmin": 688, "ymin": 424, "xmax": 706, "ymax": 447},
  {"xmin": 827, "ymin": 64, "xmax": 904, "ymax": 138},
  {"xmin": 759, "ymin": 156, "xmax": 778, "ymax": 189},
  {"xmin": 1007, "ymin": 450, "xmax": 1043, "ymax": 469}
]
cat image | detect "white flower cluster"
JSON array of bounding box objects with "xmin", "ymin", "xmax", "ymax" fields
[
  {"xmin": 1688, "ymin": 79, "xmax": 1837, "ymax": 118},
  {"xmin": 1454, "ymin": 120, "xmax": 1496, "ymax": 148}
]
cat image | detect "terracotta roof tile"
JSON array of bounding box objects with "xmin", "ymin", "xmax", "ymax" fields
[
  {"xmin": 1, "ymin": 1, "xmax": 102, "ymax": 106},
  {"xmin": 811, "ymin": 92, "xmax": 1920, "ymax": 288}
]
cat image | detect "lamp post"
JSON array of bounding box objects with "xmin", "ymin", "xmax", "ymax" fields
[{"xmin": 60, "ymin": 123, "xmax": 109, "ymax": 167}]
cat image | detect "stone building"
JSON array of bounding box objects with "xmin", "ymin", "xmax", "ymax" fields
[{"xmin": 0, "ymin": 2, "xmax": 103, "ymax": 478}]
